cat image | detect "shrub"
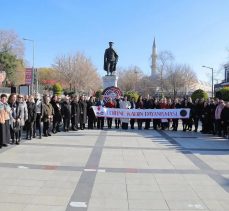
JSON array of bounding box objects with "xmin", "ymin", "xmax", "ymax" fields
[
  {"xmin": 215, "ymin": 87, "xmax": 229, "ymax": 101},
  {"xmin": 95, "ymin": 89, "xmax": 103, "ymax": 99},
  {"xmin": 124, "ymin": 90, "xmax": 139, "ymax": 101},
  {"xmin": 53, "ymin": 83, "xmax": 63, "ymax": 96},
  {"xmin": 191, "ymin": 89, "xmax": 208, "ymax": 101}
]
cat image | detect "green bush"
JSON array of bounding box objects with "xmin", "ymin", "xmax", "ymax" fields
[
  {"xmin": 53, "ymin": 83, "xmax": 63, "ymax": 96},
  {"xmin": 95, "ymin": 89, "xmax": 103, "ymax": 99},
  {"xmin": 124, "ymin": 90, "xmax": 139, "ymax": 101},
  {"xmin": 191, "ymin": 89, "xmax": 208, "ymax": 101},
  {"xmin": 215, "ymin": 87, "xmax": 229, "ymax": 101}
]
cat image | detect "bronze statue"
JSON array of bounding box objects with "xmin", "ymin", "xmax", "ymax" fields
[{"xmin": 104, "ymin": 42, "xmax": 118, "ymax": 75}]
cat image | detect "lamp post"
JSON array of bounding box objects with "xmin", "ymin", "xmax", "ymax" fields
[
  {"xmin": 23, "ymin": 38, "xmax": 37, "ymax": 94},
  {"xmin": 134, "ymin": 69, "xmax": 138, "ymax": 91},
  {"xmin": 202, "ymin": 65, "xmax": 214, "ymax": 98}
]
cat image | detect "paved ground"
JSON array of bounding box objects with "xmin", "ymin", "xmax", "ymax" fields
[{"xmin": 0, "ymin": 126, "xmax": 229, "ymax": 211}]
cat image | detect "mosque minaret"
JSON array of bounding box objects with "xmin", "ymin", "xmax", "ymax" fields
[{"xmin": 151, "ymin": 37, "xmax": 157, "ymax": 77}]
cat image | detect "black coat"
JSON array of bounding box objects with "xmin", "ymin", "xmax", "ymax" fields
[
  {"xmin": 27, "ymin": 102, "xmax": 36, "ymax": 123},
  {"xmin": 71, "ymin": 100, "xmax": 80, "ymax": 122},
  {"xmin": 50, "ymin": 101, "xmax": 62, "ymax": 122},
  {"xmin": 192, "ymin": 103, "xmax": 203, "ymax": 118},
  {"xmin": 221, "ymin": 107, "xmax": 229, "ymax": 122},
  {"xmin": 79, "ymin": 100, "xmax": 87, "ymax": 124},
  {"xmin": 61, "ymin": 101, "xmax": 71, "ymax": 119},
  {"xmin": 202, "ymin": 105, "xmax": 211, "ymax": 121},
  {"xmin": 87, "ymin": 101, "xmax": 96, "ymax": 120}
]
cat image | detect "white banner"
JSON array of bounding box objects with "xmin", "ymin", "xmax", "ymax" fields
[{"xmin": 92, "ymin": 106, "xmax": 190, "ymax": 119}]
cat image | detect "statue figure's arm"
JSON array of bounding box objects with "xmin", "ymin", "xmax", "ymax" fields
[
  {"xmin": 104, "ymin": 50, "xmax": 107, "ymax": 70},
  {"xmin": 114, "ymin": 50, "xmax": 118, "ymax": 63}
]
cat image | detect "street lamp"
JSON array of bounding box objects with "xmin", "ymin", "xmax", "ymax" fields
[
  {"xmin": 202, "ymin": 65, "xmax": 214, "ymax": 98},
  {"xmin": 134, "ymin": 69, "xmax": 138, "ymax": 91},
  {"xmin": 23, "ymin": 38, "xmax": 37, "ymax": 94}
]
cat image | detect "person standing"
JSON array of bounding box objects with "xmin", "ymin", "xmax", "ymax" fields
[
  {"xmin": 87, "ymin": 96, "xmax": 96, "ymax": 129},
  {"xmin": 160, "ymin": 98, "xmax": 170, "ymax": 130},
  {"xmin": 130, "ymin": 97, "xmax": 136, "ymax": 129},
  {"xmin": 120, "ymin": 96, "xmax": 131, "ymax": 130},
  {"xmin": 42, "ymin": 95, "xmax": 53, "ymax": 137},
  {"xmin": 61, "ymin": 95, "xmax": 71, "ymax": 132},
  {"xmin": 71, "ymin": 95, "xmax": 79, "ymax": 131},
  {"xmin": 26, "ymin": 95, "xmax": 36, "ymax": 140},
  {"xmin": 171, "ymin": 98, "xmax": 181, "ymax": 131},
  {"xmin": 192, "ymin": 98, "xmax": 202, "ymax": 132},
  {"xmin": 105, "ymin": 97, "xmax": 115, "ymax": 129},
  {"xmin": 115, "ymin": 95, "xmax": 121, "ymax": 129},
  {"xmin": 202, "ymin": 101, "xmax": 212, "ymax": 134},
  {"xmin": 8, "ymin": 94, "xmax": 26, "ymax": 144},
  {"xmin": 96, "ymin": 95, "xmax": 105, "ymax": 129},
  {"xmin": 79, "ymin": 96, "xmax": 87, "ymax": 130},
  {"xmin": 0, "ymin": 100, "xmax": 5, "ymax": 148},
  {"xmin": 221, "ymin": 102, "xmax": 229, "ymax": 137},
  {"xmin": 136, "ymin": 96, "xmax": 144, "ymax": 130},
  {"xmin": 34, "ymin": 94, "xmax": 42, "ymax": 139},
  {"xmin": 215, "ymin": 100, "xmax": 225, "ymax": 136},
  {"xmin": 51, "ymin": 95, "xmax": 62, "ymax": 133},
  {"xmin": 152, "ymin": 99, "xmax": 161, "ymax": 130},
  {"xmin": 0, "ymin": 94, "xmax": 10, "ymax": 147},
  {"xmin": 144, "ymin": 97, "xmax": 151, "ymax": 130}
]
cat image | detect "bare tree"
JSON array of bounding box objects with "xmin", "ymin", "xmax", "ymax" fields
[
  {"xmin": 157, "ymin": 51, "xmax": 174, "ymax": 93},
  {"xmin": 117, "ymin": 66, "xmax": 143, "ymax": 92},
  {"xmin": 137, "ymin": 76, "xmax": 158, "ymax": 97},
  {"xmin": 53, "ymin": 52, "xmax": 101, "ymax": 95},
  {"xmin": 0, "ymin": 30, "xmax": 24, "ymax": 59},
  {"xmin": 167, "ymin": 64, "xmax": 197, "ymax": 97}
]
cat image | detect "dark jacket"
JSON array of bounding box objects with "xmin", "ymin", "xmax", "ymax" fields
[
  {"xmin": 79, "ymin": 100, "xmax": 87, "ymax": 124},
  {"xmin": 221, "ymin": 107, "xmax": 229, "ymax": 122},
  {"xmin": 50, "ymin": 100, "xmax": 62, "ymax": 122},
  {"xmin": 87, "ymin": 100, "xmax": 96, "ymax": 120},
  {"xmin": 42, "ymin": 103, "xmax": 53, "ymax": 122},
  {"xmin": 71, "ymin": 100, "xmax": 80, "ymax": 120},
  {"xmin": 61, "ymin": 101, "xmax": 71, "ymax": 119},
  {"xmin": 27, "ymin": 102, "xmax": 36, "ymax": 123}
]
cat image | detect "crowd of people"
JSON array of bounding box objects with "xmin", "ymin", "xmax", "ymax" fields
[{"xmin": 0, "ymin": 93, "xmax": 228, "ymax": 148}]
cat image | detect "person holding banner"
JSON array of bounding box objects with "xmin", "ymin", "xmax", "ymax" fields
[
  {"xmin": 159, "ymin": 98, "xmax": 170, "ymax": 130},
  {"xmin": 130, "ymin": 97, "xmax": 136, "ymax": 129},
  {"xmin": 120, "ymin": 96, "xmax": 131, "ymax": 130},
  {"xmin": 171, "ymin": 98, "xmax": 181, "ymax": 131},
  {"xmin": 136, "ymin": 96, "xmax": 144, "ymax": 130},
  {"xmin": 152, "ymin": 99, "xmax": 161, "ymax": 130},
  {"xmin": 105, "ymin": 97, "xmax": 115, "ymax": 129},
  {"xmin": 115, "ymin": 96, "xmax": 121, "ymax": 129},
  {"xmin": 96, "ymin": 95, "xmax": 105, "ymax": 129}
]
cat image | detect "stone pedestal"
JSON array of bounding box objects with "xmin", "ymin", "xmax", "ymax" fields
[{"xmin": 103, "ymin": 75, "xmax": 118, "ymax": 89}]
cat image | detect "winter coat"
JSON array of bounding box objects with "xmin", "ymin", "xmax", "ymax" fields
[
  {"xmin": 215, "ymin": 104, "xmax": 224, "ymax": 120},
  {"xmin": 61, "ymin": 101, "xmax": 71, "ymax": 119},
  {"xmin": 27, "ymin": 102, "xmax": 36, "ymax": 123},
  {"xmin": 9, "ymin": 102, "xmax": 28, "ymax": 127},
  {"xmin": 79, "ymin": 100, "xmax": 87, "ymax": 124},
  {"xmin": 221, "ymin": 107, "xmax": 229, "ymax": 123},
  {"xmin": 42, "ymin": 103, "xmax": 53, "ymax": 122}
]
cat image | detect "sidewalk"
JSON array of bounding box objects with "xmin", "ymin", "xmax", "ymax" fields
[{"xmin": 0, "ymin": 128, "xmax": 229, "ymax": 211}]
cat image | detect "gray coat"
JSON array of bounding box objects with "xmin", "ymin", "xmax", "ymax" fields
[{"xmin": 10, "ymin": 102, "xmax": 28, "ymax": 127}]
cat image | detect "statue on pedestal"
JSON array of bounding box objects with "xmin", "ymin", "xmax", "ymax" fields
[{"xmin": 104, "ymin": 42, "xmax": 118, "ymax": 76}]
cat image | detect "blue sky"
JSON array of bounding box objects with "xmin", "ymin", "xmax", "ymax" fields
[{"xmin": 1, "ymin": 0, "xmax": 229, "ymax": 82}]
